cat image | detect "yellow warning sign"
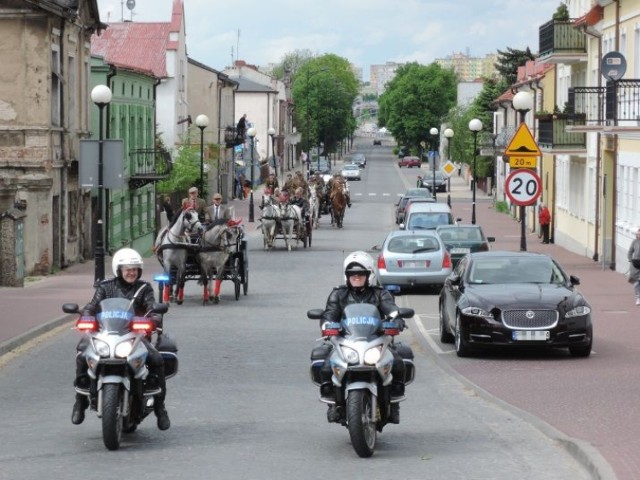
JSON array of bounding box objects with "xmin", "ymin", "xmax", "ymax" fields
[{"xmin": 504, "ymin": 123, "xmax": 541, "ymax": 157}]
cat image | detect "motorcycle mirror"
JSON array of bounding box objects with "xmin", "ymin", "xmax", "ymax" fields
[
  {"xmin": 152, "ymin": 302, "xmax": 169, "ymax": 314},
  {"xmin": 398, "ymin": 307, "xmax": 415, "ymax": 319},
  {"xmin": 62, "ymin": 303, "xmax": 79, "ymax": 314},
  {"xmin": 307, "ymin": 309, "xmax": 324, "ymax": 320}
]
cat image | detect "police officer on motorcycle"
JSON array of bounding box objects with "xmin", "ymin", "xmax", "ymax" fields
[
  {"xmin": 317, "ymin": 251, "xmax": 409, "ymax": 424},
  {"xmin": 71, "ymin": 248, "xmax": 171, "ymax": 431}
]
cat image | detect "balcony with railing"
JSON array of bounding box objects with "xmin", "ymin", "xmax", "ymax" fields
[
  {"xmin": 537, "ymin": 115, "xmax": 586, "ymax": 152},
  {"xmin": 538, "ymin": 19, "xmax": 587, "ymax": 64},
  {"xmin": 128, "ymin": 147, "xmax": 172, "ymax": 189},
  {"xmin": 566, "ymin": 81, "xmax": 640, "ymax": 131},
  {"xmin": 224, "ymin": 126, "xmax": 245, "ymax": 148}
]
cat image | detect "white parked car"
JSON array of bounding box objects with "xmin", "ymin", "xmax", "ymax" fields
[{"xmin": 341, "ymin": 163, "xmax": 361, "ymax": 181}]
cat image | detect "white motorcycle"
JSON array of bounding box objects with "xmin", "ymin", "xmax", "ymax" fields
[
  {"xmin": 308, "ymin": 303, "xmax": 415, "ymax": 457},
  {"xmin": 63, "ymin": 298, "xmax": 177, "ymax": 450}
]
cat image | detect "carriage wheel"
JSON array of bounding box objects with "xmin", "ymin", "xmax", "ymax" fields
[{"xmin": 232, "ymin": 257, "xmax": 241, "ymax": 301}]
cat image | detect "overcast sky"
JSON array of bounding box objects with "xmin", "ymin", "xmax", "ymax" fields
[{"xmin": 98, "ymin": 0, "xmax": 561, "ymax": 80}]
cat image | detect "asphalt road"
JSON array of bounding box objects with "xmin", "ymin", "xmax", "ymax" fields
[{"xmin": 0, "ymin": 140, "xmax": 594, "ymax": 479}]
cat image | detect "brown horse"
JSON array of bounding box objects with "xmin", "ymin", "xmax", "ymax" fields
[{"xmin": 330, "ymin": 181, "xmax": 347, "ymax": 229}]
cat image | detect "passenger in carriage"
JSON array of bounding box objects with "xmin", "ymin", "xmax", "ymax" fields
[{"xmin": 206, "ymin": 192, "xmax": 232, "ymax": 225}]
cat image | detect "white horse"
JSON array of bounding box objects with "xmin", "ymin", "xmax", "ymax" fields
[
  {"xmin": 154, "ymin": 208, "xmax": 202, "ymax": 304},
  {"xmin": 260, "ymin": 194, "xmax": 279, "ymax": 250},
  {"xmin": 277, "ymin": 202, "xmax": 302, "ymax": 251},
  {"xmin": 197, "ymin": 220, "xmax": 243, "ymax": 304},
  {"xmin": 308, "ymin": 187, "xmax": 319, "ymax": 229}
]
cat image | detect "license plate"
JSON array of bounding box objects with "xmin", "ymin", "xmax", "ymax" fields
[
  {"xmin": 401, "ymin": 260, "xmax": 430, "ymax": 268},
  {"xmin": 512, "ymin": 330, "xmax": 550, "ymax": 341},
  {"xmin": 451, "ymin": 247, "xmax": 470, "ymax": 254}
]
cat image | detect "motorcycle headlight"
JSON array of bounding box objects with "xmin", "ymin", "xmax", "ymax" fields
[
  {"xmin": 341, "ymin": 346, "xmax": 359, "ymax": 364},
  {"xmin": 566, "ymin": 305, "xmax": 591, "ymax": 318},
  {"xmin": 363, "ymin": 346, "xmax": 382, "ymax": 365},
  {"xmin": 462, "ymin": 306, "xmax": 493, "ymax": 320},
  {"xmin": 93, "ymin": 339, "xmax": 110, "ymax": 358},
  {"xmin": 115, "ymin": 339, "xmax": 135, "ymax": 358}
]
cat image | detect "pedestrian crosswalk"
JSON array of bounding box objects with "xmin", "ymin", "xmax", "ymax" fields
[{"xmin": 351, "ymin": 192, "xmax": 404, "ymax": 197}]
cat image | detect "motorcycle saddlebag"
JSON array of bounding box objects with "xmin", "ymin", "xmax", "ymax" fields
[
  {"xmin": 157, "ymin": 334, "xmax": 179, "ymax": 379},
  {"xmin": 395, "ymin": 342, "xmax": 415, "ymax": 385},
  {"xmin": 310, "ymin": 343, "xmax": 332, "ymax": 386}
]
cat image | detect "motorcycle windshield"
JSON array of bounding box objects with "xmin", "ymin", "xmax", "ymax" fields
[
  {"xmin": 341, "ymin": 304, "xmax": 382, "ymax": 340},
  {"xmin": 96, "ymin": 298, "xmax": 135, "ymax": 333}
]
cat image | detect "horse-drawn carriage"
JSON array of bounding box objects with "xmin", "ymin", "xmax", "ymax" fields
[
  {"xmin": 260, "ymin": 194, "xmax": 313, "ymax": 250},
  {"xmin": 154, "ymin": 209, "xmax": 248, "ymax": 305}
]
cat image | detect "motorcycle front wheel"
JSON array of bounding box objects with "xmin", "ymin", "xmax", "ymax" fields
[
  {"xmin": 346, "ymin": 389, "xmax": 376, "ymax": 458},
  {"xmin": 102, "ymin": 383, "xmax": 124, "ymax": 450}
]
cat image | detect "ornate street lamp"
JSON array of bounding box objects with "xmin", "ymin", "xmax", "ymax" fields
[
  {"xmin": 247, "ymin": 127, "xmax": 257, "ymax": 222},
  {"xmin": 268, "ymin": 127, "xmax": 277, "ymax": 179},
  {"xmin": 90, "ymin": 84, "xmax": 112, "ymax": 285},
  {"xmin": 512, "ymin": 91, "xmax": 534, "ymax": 251},
  {"xmin": 430, "ymin": 127, "xmax": 439, "ymax": 200},
  {"xmin": 195, "ymin": 114, "xmax": 209, "ymax": 195},
  {"xmin": 468, "ymin": 119, "xmax": 483, "ymax": 225}
]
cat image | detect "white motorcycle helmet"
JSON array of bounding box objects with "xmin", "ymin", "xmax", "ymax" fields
[
  {"xmin": 343, "ymin": 251, "xmax": 378, "ymax": 287},
  {"xmin": 112, "ymin": 247, "xmax": 144, "ymax": 279}
]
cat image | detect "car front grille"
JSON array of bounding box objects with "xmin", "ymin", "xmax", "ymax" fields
[{"xmin": 501, "ymin": 309, "xmax": 558, "ymax": 329}]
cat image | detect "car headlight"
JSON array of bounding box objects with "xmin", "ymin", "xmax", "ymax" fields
[
  {"xmin": 566, "ymin": 306, "xmax": 591, "ymax": 318},
  {"xmin": 341, "ymin": 346, "xmax": 359, "ymax": 364},
  {"xmin": 93, "ymin": 339, "xmax": 110, "ymax": 358},
  {"xmin": 363, "ymin": 346, "xmax": 382, "ymax": 365},
  {"xmin": 461, "ymin": 306, "xmax": 493, "ymax": 320},
  {"xmin": 114, "ymin": 339, "xmax": 135, "ymax": 358}
]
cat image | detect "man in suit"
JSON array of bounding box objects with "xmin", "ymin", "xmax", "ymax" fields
[
  {"xmin": 206, "ymin": 192, "xmax": 233, "ymax": 225},
  {"xmin": 182, "ymin": 186, "xmax": 207, "ymax": 222}
]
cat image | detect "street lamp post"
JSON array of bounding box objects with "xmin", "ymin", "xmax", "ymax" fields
[
  {"xmin": 512, "ymin": 91, "xmax": 534, "ymax": 251},
  {"xmin": 468, "ymin": 119, "xmax": 483, "ymax": 225},
  {"xmin": 195, "ymin": 114, "xmax": 209, "ymax": 195},
  {"xmin": 444, "ymin": 128, "xmax": 454, "ymax": 195},
  {"xmin": 430, "ymin": 127, "xmax": 439, "ymax": 200},
  {"xmin": 268, "ymin": 127, "xmax": 277, "ymax": 179},
  {"xmin": 90, "ymin": 84, "xmax": 112, "ymax": 285},
  {"xmin": 247, "ymin": 127, "xmax": 257, "ymax": 222}
]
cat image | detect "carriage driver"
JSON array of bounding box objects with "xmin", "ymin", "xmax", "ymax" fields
[
  {"xmin": 71, "ymin": 248, "xmax": 171, "ymax": 431},
  {"xmin": 289, "ymin": 187, "xmax": 310, "ymax": 220},
  {"xmin": 313, "ymin": 251, "xmax": 409, "ymax": 424}
]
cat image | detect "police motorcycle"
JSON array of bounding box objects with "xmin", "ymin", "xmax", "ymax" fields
[
  {"xmin": 62, "ymin": 298, "xmax": 177, "ymax": 450},
  {"xmin": 308, "ymin": 303, "xmax": 415, "ymax": 457}
]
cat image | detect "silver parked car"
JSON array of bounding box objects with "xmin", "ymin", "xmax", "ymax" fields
[
  {"xmin": 341, "ymin": 163, "xmax": 361, "ymax": 181},
  {"xmin": 375, "ymin": 230, "xmax": 452, "ymax": 290}
]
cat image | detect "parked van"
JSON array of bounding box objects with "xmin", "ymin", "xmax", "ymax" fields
[{"xmin": 400, "ymin": 202, "xmax": 455, "ymax": 230}]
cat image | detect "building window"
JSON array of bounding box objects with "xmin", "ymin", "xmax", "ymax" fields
[{"xmin": 51, "ymin": 48, "xmax": 61, "ymax": 126}]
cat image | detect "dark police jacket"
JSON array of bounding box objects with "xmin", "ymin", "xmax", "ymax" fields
[
  {"xmin": 321, "ymin": 285, "xmax": 398, "ymax": 323},
  {"xmin": 83, "ymin": 277, "xmax": 157, "ymax": 320}
]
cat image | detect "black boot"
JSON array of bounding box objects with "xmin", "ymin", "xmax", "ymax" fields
[
  {"xmin": 154, "ymin": 399, "xmax": 170, "ymax": 431},
  {"xmin": 388, "ymin": 403, "xmax": 400, "ymax": 424},
  {"xmin": 71, "ymin": 394, "xmax": 88, "ymax": 425}
]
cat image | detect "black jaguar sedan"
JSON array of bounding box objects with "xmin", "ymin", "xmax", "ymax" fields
[{"xmin": 439, "ymin": 251, "xmax": 593, "ymax": 358}]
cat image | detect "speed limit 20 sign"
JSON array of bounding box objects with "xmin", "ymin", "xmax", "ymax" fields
[{"xmin": 505, "ymin": 169, "xmax": 541, "ymax": 206}]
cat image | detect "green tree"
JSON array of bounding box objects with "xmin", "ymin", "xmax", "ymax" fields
[
  {"xmin": 291, "ymin": 54, "xmax": 359, "ymax": 153},
  {"xmin": 270, "ymin": 49, "xmax": 316, "ymax": 80},
  {"xmin": 378, "ymin": 62, "xmax": 457, "ymax": 152},
  {"xmin": 494, "ymin": 47, "xmax": 535, "ymax": 86}
]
